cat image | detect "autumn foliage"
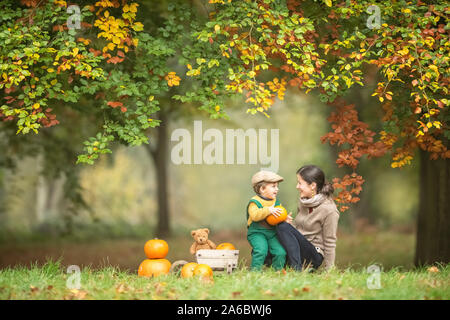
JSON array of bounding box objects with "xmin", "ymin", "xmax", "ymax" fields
[
  {"xmin": 192, "ymin": 0, "xmax": 449, "ymax": 211},
  {"xmin": 1, "ymin": 0, "xmax": 448, "ymax": 212}
]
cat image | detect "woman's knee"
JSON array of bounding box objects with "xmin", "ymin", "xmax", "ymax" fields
[{"xmin": 276, "ymin": 221, "xmax": 291, "ymax": 232}]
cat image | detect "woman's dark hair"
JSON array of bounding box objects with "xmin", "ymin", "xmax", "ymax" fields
[{"xmin": 296, "ymin": 165, "xmax": 334, "ymax": 197}]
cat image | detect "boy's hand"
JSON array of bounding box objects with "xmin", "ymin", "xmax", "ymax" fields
[{"xmin": 269, "ymin": 205, "xmax": 283, "ymax": 217}]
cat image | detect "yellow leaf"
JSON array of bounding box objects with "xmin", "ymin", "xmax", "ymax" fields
[
  {"xmin": 133, "ymin": 22, "xmax": 144, "ymax": 32},
  {"xmin": 112, "ymin": 36, "xmax": 120, "ymax": 45},
  {"xmin": 32, "ymin": 103, "xmax": 40, "ymax": 109},
  {"xmin": 129, "ymin": 3, "xmax": 138, "ymax": 13},
  {"xmin": 196, "ymin": 58, "xmax": 206, "ymax": 65},
  {"xmin": 324, "ymin": 0, "xmax": 332, "ymax": 7},
  {"xmin": 214, "ymin": 24, "xmax": 220, "ymax": 33},
  {"xmin": 433, "ymin": 121, "xmax": 441, "ymax": 129}
]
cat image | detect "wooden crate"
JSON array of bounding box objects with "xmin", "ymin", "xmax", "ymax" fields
[{"xmin": 195, "ymin": 249, "xmax": 239, "ymax": 274}]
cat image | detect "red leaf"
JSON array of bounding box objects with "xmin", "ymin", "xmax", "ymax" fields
[
  {"xmin": 107, "ymin": 56, "xmax": 124, "ymax": 64},
  {"xmin": 107, "ymin": 101, "xmax": 123, "ymax": 108}
]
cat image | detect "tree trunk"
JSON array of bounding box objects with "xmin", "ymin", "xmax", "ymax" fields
[
  {"xmin": 146, "ymin": 110, "xmax": 171, "ymax": 238},
  {"xmin": 414, "ymin": 150, "xmax": 450, "ymax": 266}
]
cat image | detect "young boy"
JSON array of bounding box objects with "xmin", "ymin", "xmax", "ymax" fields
[{"xmin": 246, "ymin": 170, "xmax": 286, "ymax": 271}]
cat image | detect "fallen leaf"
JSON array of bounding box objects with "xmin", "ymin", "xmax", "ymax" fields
[
  {"xmin": 116, "ymin": 283, "xmax": 129, "ymax": 294},
  {"xmin": 167, "ymin": 289, "xmax": 178, "ymax": 299},
  {"xmin": 263, "ymin": 289, "xmax": 274, "ymax": 296},
  {"xmin": 302, "ymin": 287, "xmax": 310, "ymax": 292},
  {"xmin": 65, "ymin": 289, "xmax": 88, "ymax": 300},
  {"xmin": 30, "ymin": 285, "xmax": 39, "ymax": 293},
  {"xmin": 427, "ymin": 266, "xmax": 439, "ymax": 273},
  {"xmin": 154, "ymin": 282, "xmax": 166, "ymax": 295},
  {"xmin": 426, "ymin": 280, "xmax": 438, "ymax": 288},
  {"xmin": 232, "ymin": 291, "xmax": 241, "ymax": 298}
]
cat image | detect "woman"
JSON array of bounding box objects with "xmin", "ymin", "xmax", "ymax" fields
[{"xmin": 276, "ymin": 165, "xmax": 340, "ymax": 271}]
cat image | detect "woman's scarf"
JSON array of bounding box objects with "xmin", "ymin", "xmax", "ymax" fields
[{"xmin": 299, "ymin": 193, "xmax": 327, "ymax": 208}]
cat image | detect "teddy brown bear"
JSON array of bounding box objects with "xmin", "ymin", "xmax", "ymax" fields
[{"xmin": 190, "ymin": 228, "xmax": 216, "ymax": 254}]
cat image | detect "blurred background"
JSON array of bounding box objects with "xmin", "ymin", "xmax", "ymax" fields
[{"xmin": 0, "ymin": 89, "xmax": 419, "ymax": 271}]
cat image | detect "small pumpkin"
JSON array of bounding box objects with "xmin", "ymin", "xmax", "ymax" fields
[
  {"xmin": 216, "ymin": 243, "xmax": 236, "ymax": 250},
  {"xmin": 193, "ymin": 264, "xmax": 213, "ymax": 279},
  {"xmin": 144, "ymin": 238, "xmax": 169, "ymax": 259},
  {"xmin": 138, "ymin": 259, "xmax": 171, "ymax": 277},
  {"xmin": 266, "ymin": 205, "xmax": 288, "ymax": 226},
  {"xmin": 180, "ymin": 262, "xmax": 198, "ymax": 278}
]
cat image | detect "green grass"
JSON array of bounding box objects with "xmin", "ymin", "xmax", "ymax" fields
[{"xmin": 0, "ymin": 260, "xmax": 448, "ymax": 300}]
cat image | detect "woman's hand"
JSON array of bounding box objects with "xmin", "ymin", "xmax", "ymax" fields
[
  {"xmin": 269, "ymin": 205, "xmax": 283, "ymax": 217},
  {"xmin": 285, "ymin": 212, "xmax": 293, "ymax": 224}
]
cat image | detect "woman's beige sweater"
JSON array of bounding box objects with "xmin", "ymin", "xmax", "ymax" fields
[{"xmin": 292, "ymin": 197, "xmax": 340, "ymax": 270}]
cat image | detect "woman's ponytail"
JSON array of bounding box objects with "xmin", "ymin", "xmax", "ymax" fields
[{"xmin": 320, "ymin": 181, "xmax": 334, "ymax": 197}]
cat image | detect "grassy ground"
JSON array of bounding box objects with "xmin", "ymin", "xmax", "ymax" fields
[
  {"xmin": 0, "ymin": 230, "xmax": 448, "ymax": 300},
  {"xmin": 0, "ymin": 260, "xmax": 448, "ymax": 300}
]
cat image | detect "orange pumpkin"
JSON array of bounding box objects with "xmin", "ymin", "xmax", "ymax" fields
[
  {"xmin": 180, "ymin": 262, "xmax": 198, "ymax": 278},
  {"xmin": 216, "ymin": 243, "xmax": 236, "ymax": 250},
  {"xmin": 266, "ymin": 205, "xmax": 288, "ymax": 226},
  {"xmin": 193, "ymin": 264, "xmax": 213, "ymax": 279},
  {"xmin": 144, "ymin": 239, "xmax": 169, "ymax": 259},
  {"xmin": 138, "ymin": 259, "xmax": 171, "ymax": 277}
]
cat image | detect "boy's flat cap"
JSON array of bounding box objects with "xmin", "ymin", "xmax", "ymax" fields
[{"xmin": 251, "ymin": 170, "xmax": 284, "ymax": 187}]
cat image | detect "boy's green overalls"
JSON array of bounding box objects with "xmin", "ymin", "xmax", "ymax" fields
[{"xmin": 246, "ymin": 196, "xmax": 286, "ymax": 270}]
